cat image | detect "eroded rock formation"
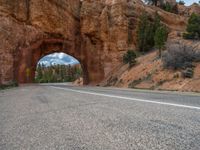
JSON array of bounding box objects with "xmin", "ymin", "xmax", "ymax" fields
[
  {"xmin": 178, "ymin": 3, "xmax": 200, "ymax": 16},
  {"xmin": 0, "ymin": 0, "xmax": 191, "ymax": 85},
  {"xmin": 0, "ymin": 0, "xmax": 88, "ymax": 84}
]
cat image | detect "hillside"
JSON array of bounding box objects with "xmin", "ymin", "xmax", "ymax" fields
[
  {"xmin": 95, "ymin": 0, "xmax": 200, "ymax": 92},
  {"xmin": 100, "ymin": 45, "xmax": 200, "ymax": 92}
]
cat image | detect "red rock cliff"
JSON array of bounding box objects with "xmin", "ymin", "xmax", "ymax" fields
[{"xmin": 0, "ymin": 0, "xmax": 190, "ymax": 85}]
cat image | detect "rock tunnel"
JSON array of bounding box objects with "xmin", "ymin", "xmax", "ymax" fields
[
  {"xmin": 15, "ymin": 38, "xmax": 104, "ymax": 85},
  {"xmin": 1, "ymin": 0, "xmax": 145, "ymax": 85},
  {"xmin": 0, "ymin": 0, "xmax": 107, "ymax": 85}
]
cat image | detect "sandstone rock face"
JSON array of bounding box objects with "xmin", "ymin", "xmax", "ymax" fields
[
  {"xmin": 0, "ymin": 0, "xmax": 87, "ymax": 84},
  {"xmin": 178, "ymin": 3, "xmax": 200, "ymax": 16},
  {"xmin": 0, "ymin": 0, "xmax": 189, "ymax": 85}
]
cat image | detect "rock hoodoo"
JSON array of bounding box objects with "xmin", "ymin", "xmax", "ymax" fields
[{"xmin": 0, "ymin": 0, "xmax": 194, "ymax": 85}]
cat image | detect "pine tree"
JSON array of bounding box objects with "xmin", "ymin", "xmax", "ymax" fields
[
  {"xmin": 187, "ymin": 13, "xmax": 200, "ymax": 39},
  {"xmin": 35, "ymin": 64, "xmax": 82, "ymax": 83},
  {"xmin": 137, "ymin": 12, "xmax": 161, "ymax": 52},
  {"xmin": 137, "ymin": 13, "xmax": 151, "ymax": 52},
  {"xmin": 36, "ymin": 64, "xmax": 43, "ymax": 82},
  {"xmin": 183, "ymin": 13, "xmax": 200, "ymax": 39},
  {"xmin": 154, "ymin": 26, "xmax": 168, "ymax": 57}
]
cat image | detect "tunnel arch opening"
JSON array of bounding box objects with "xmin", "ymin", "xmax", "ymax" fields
[
  {"xmin": 35, "ymin": 52, "xmax": 83, "ymax": 83},
  {"xmin": 16, "ymin": 38, "xmax": 89, "ymax": 85}
]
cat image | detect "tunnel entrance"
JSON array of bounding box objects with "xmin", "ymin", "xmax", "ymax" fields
[
  {"xmin": 34, "ymin": 52, "xmax": 83, "ymax": 83},
  {"xmin": 16, "ymin": 38, "xmax": 90, "ymax": 85},
  {"xmin": 0, "ymin": 0, "xmax": 107, "ymax": 86}
]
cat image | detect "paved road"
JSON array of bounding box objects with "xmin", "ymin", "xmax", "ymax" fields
[{"xmin": 0, "ymin": 84, "xmax": 200, "ymax": 150}]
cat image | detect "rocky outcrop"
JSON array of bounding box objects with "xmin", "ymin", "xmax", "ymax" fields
[
  {"xmin": 0, "ymin": 0, "xmax": 190, "ymax": 85},
  {"xmin": 178, "ymin": 3, "xmax": 200, "ymax": 16},
  {"xmin": 0, "ymin": 0, "xmax": 83, "ymax": 84},
  {"xmin": 80, "ymin": 0, "xmax": 187, "ymax": 79}
]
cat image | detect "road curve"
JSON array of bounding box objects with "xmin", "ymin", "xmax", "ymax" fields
[{"xmin": 0, "ymin": 84, "xmax": 200, "ymax": 150}]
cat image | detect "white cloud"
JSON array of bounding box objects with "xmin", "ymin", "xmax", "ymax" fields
[
  {"xmin": 38, "ymin": 60, "xmax": 50, "ymax": 66},
  {"xmin": 38, "ymin": 52, "xmax": 80, "ymax": 66},
  {"xmin": 58, "ymin": 53, "xmax": 65, "ymax": 59}
]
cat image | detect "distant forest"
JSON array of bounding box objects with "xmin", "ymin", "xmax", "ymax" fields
[{"xmin": 35, "ymin": 64, "xmax": 82, "ymax": 83}]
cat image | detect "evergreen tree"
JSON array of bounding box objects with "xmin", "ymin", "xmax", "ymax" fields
[
  {"xmin": 137, "ymin": 12, "xmax": 161, "ymax": 52},
  {"xmin": 154, "ymin": 26, "xmax": 168, "ymax": 57},
  {"xmin": 137, "ymin": 13, "xmax": 151, "ymax": 52},
  {"xmin": 36, "ymin": 64, "xmax": 43, "ymax": 82},
  {"xmin": 153, "ymin": 13, "xmax": 161, "ymax": 31},
  {"xmin": 183, "ymin": 13, "xmax": 200, "ymax": 40},
  {"xmin": 35, "ymin": 64, "xmax": 82, "ymax": 83}
]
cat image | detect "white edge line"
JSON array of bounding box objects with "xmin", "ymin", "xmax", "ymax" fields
[{"xmin": 50, "ymin": 86, "xmax": 200, "ymax": 110}]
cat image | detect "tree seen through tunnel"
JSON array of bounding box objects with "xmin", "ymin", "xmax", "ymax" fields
[{"xmin": 34, "ymin": 53, "xmax": 82, "ymax": 83}]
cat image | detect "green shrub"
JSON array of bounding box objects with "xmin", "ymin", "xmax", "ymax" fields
[
  {"xmin": 183, "ymin": 13, "xmax": 200, "ymax": 40},
  {"xmin": 123, "ymin": 50, "xmax": 137, "ymax": 67}
]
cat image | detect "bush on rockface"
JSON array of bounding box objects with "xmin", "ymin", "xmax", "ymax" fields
[
  {"xmin": 162, "ymin": 43, "xmax": 200, "ymax": 70},
  {"xmin": 123, "ymin": 50, "xmax": 137, "ymax": 68}
]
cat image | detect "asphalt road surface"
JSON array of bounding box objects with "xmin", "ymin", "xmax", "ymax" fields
[{"xmin": 0, "ymin": 83, "xmax": 200, "ymax": 150}]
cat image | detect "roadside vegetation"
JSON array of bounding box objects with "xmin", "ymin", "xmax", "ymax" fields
[
  {"xmin": 0, "ymin": 81, "xmax": 18, "ymax": 90},
  {"xmin": 35, "ymin": 64, "xmax": 82, "ymax": 83}
]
